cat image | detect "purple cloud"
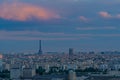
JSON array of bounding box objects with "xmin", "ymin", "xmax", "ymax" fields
[
  {"xmin": 0, "ymin": 30, "xmax": 120, "ymax": 40},
  {"xmin": 76, "ymin": 26, "xmax": 116, "ymax": 30},
  {"xmin": 79, "ymin": 16, "xmax": 89, "ymax": 22}
]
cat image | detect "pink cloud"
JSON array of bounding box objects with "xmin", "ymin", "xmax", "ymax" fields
[
  {"xmin": 98, "ymin": 11, "xmax": 112, "ymax": 18},
  {"xmin": 116, "ymin": 14, "xmax": 120, "ymax": 19},
  {"xmin": 79, "ymin": 16, "xmax": 89, "ymax": 22},
  {"xmin": 0, "ymin": 2, "xmax": 60, "ymax": 21},
  {"xmin": 98, "ymin": 11, "xmax": 120, "ymax": 19}
]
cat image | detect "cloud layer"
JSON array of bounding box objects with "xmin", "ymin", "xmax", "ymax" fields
[
  {"xmin": 79, "ymin": 16, "xmax": 89, "ymax": 22},
  {"xmin": 98, "ymin": 11, "xmax": 120, "ymax": 19},
  {"xmin": 76, "ymin": 26, "xmax": 116, "ymax": 30},
  {"xmin": 99, "ymin": 11, "xmax": 112, "ymax": 18},
  {"xmin": 0, "ymin": 2, "xmax": 60, "ymax": 21},
  {"xmin": 0, "ymin": 31, "xmax": 79, "ymax": 40},
  {"xmin": 0, "ymin": 30, "xmax": 120, "ymax": 40}
]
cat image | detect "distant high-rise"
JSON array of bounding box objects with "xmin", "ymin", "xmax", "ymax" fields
[
  {"xmin": 38, "ymin": 40, "xmax": 42, "ymax": 55},
  {"xmin": 68, "ymin": 70, "xmax": 76, "ymax": 80},
  {"xmin": 22, "ymin": 68, "xmax": 36, "ymax": 78},
  {"xmin": 10, "ymin": 68, "xmax": 21, "ymax": 79},
  {"xmin": 69, "ymin": 48, "xmax": 74, "ymax": 55}
]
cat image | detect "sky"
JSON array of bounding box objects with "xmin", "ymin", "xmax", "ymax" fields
[{"xmin": 0, "ymin": 0, "xmax": 120, "ymax": 53}]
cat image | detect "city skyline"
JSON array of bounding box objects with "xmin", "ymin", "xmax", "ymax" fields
[
  {"xmin": 0, "ymin": 0, "xmax": 120, "ymax": 52},
  {"xmin": 0, "ymin": 40, "xmax": 120, "ymax": 53},
  {"xmin": 1, "ymin": 1, "xmax": 120, "ymax": 80}
]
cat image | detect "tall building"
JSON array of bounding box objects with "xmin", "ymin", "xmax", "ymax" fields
[
  {"xmin": 38, "ymin": 40, "xmax": 43, "ymax": 55},
  {"xmin": 0, "ymin": 54, "xmax": 3, "ymax": 71},
  {"xmin": 68, "ymin": 70, "xmax": 76, "ymax": 80},
  {"xmin": 22, "ymin": 68, "xmax": 36, "ymax": 79},
  {"xmin": 10, "ymin": 63, "xmax": 22, "ymax": 80},
  {"xmin": 10, "ymin": 68, "xmax": 21, "ymax": 80},
  {"xmin": 69, "ymin": 48, "xmax": 74, "ymax": 56},
  {"xmin": 44, "ymin": 64, "xmax": 50, "ymax": 73}
]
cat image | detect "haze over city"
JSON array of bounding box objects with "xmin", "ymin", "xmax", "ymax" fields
[{"xmin": 0, "ymin": 0, "xmax": 120, "ymax": 52}]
